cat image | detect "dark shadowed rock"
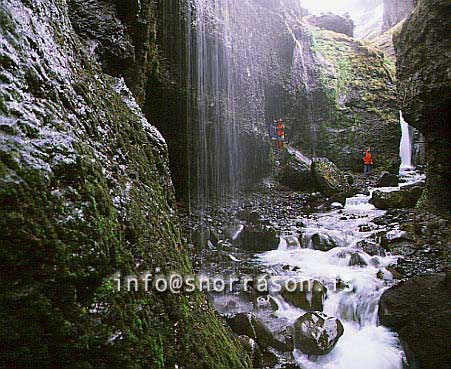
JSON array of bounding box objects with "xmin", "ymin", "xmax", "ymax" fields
[
  {"xmin": 379, "ymin": 273, "xmax": 451, "ymax": 369},
  {"xmin": 293, "ymin": 312, "xmax": 344, "ymax": 355},
  {"xmin": 277, "ymin": 147, "xmax": 315, "ymax": 191},
  {"xmin": 231, "ymin": 225, "xmax": 280, "ymax": 252},
  {"xmin": 395, "ymin": 0, "xmax": 451, "ymax": 215},
  {"xmin": 305, "ymin": 13, "xmax": 355, "ymax": 37},
  {"xmin": 0, "ymin": 1, "xmax": 251, "ymax": 367},
  {"xmin": 371, "ymin": 185, "xmax": 423, "ymax": 209},
  {"xmin": 226, "ymin": 313, "xmax": 289, "ymax": 352},
  {"xmin": 311, "ymin": 233, "xmax": 338, "ymax": 251},
  {"xmin": 281, "ymin": 280, "xmax": 327, "ymax": 311},
  {"xmin": 238, "ymin": 335, "xmax": 263, "ymax": 368},
  {"xmin": 377, "ymin": 171, "xmax": 399, "ymax": 187},
  {"xmin": 356, "ymin": 240, "xmax": 386, "ymax": 256},
  {"xmin": 336, "ymin": 249, "xmax": 368, "ymax": 267}
]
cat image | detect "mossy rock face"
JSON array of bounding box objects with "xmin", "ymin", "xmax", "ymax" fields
[
  {"xmin": 311, "ymin": 158, "xmax": 352, "ymax": 197},
  {"xmin": 371, "ymin": 185, "xmax": 424, "ymax": 210},
  {"xmin": 395, "ymin": 0, "xmax": 451, "ymax": 215},
  {"xmin": 0, "ymin": 1, "xmax": 250, "ymax": 368},
  {"xmin": 290, "ymin": 23, "xmax": 401, "ymax": 174}
]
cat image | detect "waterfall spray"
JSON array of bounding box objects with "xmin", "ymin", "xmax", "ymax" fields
[{"xmin": 399, "ymin": 111, "xmax": 414, "ymax": 172}]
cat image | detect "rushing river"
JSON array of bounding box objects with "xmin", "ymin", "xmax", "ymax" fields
[
  {"xmin": 190, "ymin": 174, "xmax": 427, "ymax": 368},
  {"xmin": 256, "ymin": 193, "xmax": 405, "ymax": 369}
]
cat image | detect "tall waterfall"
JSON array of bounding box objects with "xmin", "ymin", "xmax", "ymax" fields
[
  {"xmin": 188, "ymin": 0, "xmax": 270, "ymax": 204},
  {"xmin": 399, "ymin": 111, "xmax": 414, "ymax": 171}
]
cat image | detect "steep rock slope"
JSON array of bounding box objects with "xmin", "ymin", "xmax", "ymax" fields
[
  {"xmin": 0, "ymin": 0, "xmax": 249, "ymax": 368},
  {"xmin": 289, "ymin": 22, "xmax": 401, "ymax": 173},
  {"xmin": 370, "ymin": 0, "xmax": 415, "ymax": 61},
  {"xmin": 382, "ymin": 0, "xmax": 414, "ymax": 32},
  {"xmin": 394, "ymin": 0, "xmax": 451, "ymax": 214}
]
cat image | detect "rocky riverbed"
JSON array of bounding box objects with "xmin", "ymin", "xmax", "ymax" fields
[{"xmin": 179, "ymin": 171, "xmax": 450, "ymax": 369}]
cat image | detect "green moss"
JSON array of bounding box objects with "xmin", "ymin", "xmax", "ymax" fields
[
  {"xmin": 0, "ymin": 1, "xmax": 250, "ymax": 368},
  {"xmin": 304, "ymin": 26, "xmax": 400, "ymax": 173}
]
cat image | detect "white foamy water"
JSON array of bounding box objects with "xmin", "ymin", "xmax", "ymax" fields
[
  {"xmin": 400, "ymin": 111, "xmax": 414, "ymax": 171},
  {"xmin": 255, "ymin": 197, "xmax": 406, "ymax": 369}
]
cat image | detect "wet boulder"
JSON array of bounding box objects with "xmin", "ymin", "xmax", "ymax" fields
[
  {"xmin": 231, "ymin": 225, "xmax": 279, "ymax": 252},
  {"xmin": 281, "ymin": 280, "xmax": 327, "ymax": 311},
  {"xmin": 371, "ymin": 185, "xmax": 424, "ymax": 210},
  {"xmin": 237, "ymin": 335, "xmax": 263, "ymax": 368},
  {"xmin": 311, "ymin": 158, "xmax": 353, "ymax": 199},
  {"xmin": 305, "ymin": 13, "xmax": 354, "ymax": 37},
  {"xmin": 377, "ymin": 171, "xmax": 399, "ymax": 187},
  {"xmin": 282, "ymin": 234, "xmax": 301, "ymax": 249},
  {"xmin": 226, "ymin": 313, "xmax": 289, "ymax": 352},
  {"xmin": 336, "ymin": 249, "xmax": 368, "ymax": 267},
  {"xmin": 356, "ymin": 240, "xmax": 386, "ymax": 256},
  {"xmin": 349, "ymin": 252, "xmax": 367, "ymax": 267},
  {"xmin": 277, "ymin": 148, "xmax": 315, "ymax": 191},
  {"xmin": 293, "ymin": 312, "xmax": 344, "ymax": 355},
  {"xmin": 310, "ymin": 233, "xmax": 338, "ymax": 251},
  {"xmin": 379, "ymin": 273, "xmax": 451, "ymax": 369},
  {"xmin": 236, "ymin": 209, "xmax": 262, "ymax": 224}
]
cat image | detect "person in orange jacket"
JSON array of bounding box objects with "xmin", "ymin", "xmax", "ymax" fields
[
  {"xmin": 363, "ymin": 147, "xmax": 373, "ymax": 175},
  {"xmin": 277, "ymin": 118, "xmax": 285, "ymax": 149}
]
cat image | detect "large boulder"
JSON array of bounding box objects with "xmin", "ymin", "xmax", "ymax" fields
[
  {"xmin": 277, "ymin": 147, "xmax": 315, "ymax": 191},
  {"xmin": 226, "ymin": 313, "xmax": 289, "ymax": 352},
  {"xmin": 229, "ymin": 225, "xmax": 280, "ymax": 252},
  {"xmin": 237, "ymin": 335, "xmax": 263, "ymax": 368},
  {"xmin": 371, "ymin": 185, "xmax": 423, "ymax": 209},
  {"xmin": 293, "ymin": 312, "xmax": 344, "ymax": 355},
  {"xmin": 379, "ymin": 273, "xmax": 451, "ymax": 369},
  {"xmin": 395, "ymin": 0, "xmax": 451, "ymax": 215},
  {"xmin": 311, "ymin": 233, "xmax": 338, "ymax": 251},
  {"xmin": 305, "ymin": 13, "xmax": 355, "ymax": 37},
  {"xmin": 281, "ymin": 280, "xmax": 327, "ymax": 311},
  {"xmin": 311, "ymin": 158, "xmax": 352, "ymax": 198},
  {"xmin": 376, "ymin": 171, "xmax": 399, "ymax": 187}
]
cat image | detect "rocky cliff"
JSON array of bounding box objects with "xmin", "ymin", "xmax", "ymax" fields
[
  {"xmin": 0, "ymin": 0, "xmax": 249, "ymax": 367},
  {"xmin": 394, "ymin": 0, "xmax": 451, "ymax": 215},
  {"xmin": 382, "ymin": 0, "xmax": 414, "ymax": 31},
  {"xmin": 288, "ymin": 18, "xmax": 401, "ymax": 174}
]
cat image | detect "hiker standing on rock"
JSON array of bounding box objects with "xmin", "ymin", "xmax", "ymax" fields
[
  {"xmin": 363, "ymin": 147, "xmax": 373, "ymax": 175},
  {"xmin": 277, "ymin": 118, "xmax": 285, "ymax": 149}
]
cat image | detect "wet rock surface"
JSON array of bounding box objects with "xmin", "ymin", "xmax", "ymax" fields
[
  {"xmin": 180, "ymin": 173, "xmax": 450, "ymax": 368},
  {"xmin": 305, "ymin": 13, "xmax": 355, "ymax": 37},
  {"xmin": 226, "ymin": 313, "xmax": 289, "ymax": 352},
  {"xmin": 277, "ymin": 147, "xmax": 315, "ymax": 192},
  {"xmin": 395, "ymin": 0, "xmax": 451, "ymax": 215},
  {"xmin": 376, "ymin": 171, "xmax": 399, "ymax": 187},
  {"xmin": 379, "ymin": 273, "xmax": 451, "ymax": 369},
  {"xmin": 312, "ymin": 158, "xmax": 353, "ymax": 200},
  {"xmin": 293, "ymin": 312, "xmax": 344, "ymax": 355},
  {"xmin": 371, "ymin": 184, "xmax": 423, "ymax": 209},
  {"xmin": 281, "ymin": 280, "xmax": 327, "ymax": 312},
  {"xmin": 0, "ymin": 1, "xmax": 250, "ymax": 367}
]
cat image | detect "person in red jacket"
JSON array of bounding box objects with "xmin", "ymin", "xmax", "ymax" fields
[
  {"xmin": 277, "ymin": 118, "xmax": 285, "ymax": 149},
  {"xmin": 363, "ymin": 147, "xmax": 373, "ymax": 175}
]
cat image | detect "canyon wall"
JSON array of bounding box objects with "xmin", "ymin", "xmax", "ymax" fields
[
  {"xmin": 0, "ymin": 0, "xmax": 250, "ymax": 367},
  {"xmin": 287, "ymin": 16, "xmax": 401, "ymax": 173},
  {"xmin": 394, "ymin": 0, "xmax": 451, "ymax": 214}
]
